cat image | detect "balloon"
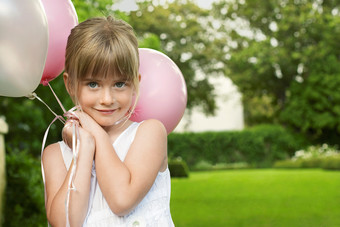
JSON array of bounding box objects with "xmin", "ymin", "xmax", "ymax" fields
[
  {"xmin": 130, "ymin": 48, "xmax": 187, "ymax": 133},
  {"xmin": 40, "ymin": 0, "xmax": 78, "ymax": 85},
  {"xmin": 0, "ymin": 0, "xmax": 48, "ymax": 97}
]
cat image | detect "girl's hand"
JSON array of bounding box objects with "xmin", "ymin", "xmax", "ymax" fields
[
  {"xmin": 62, "ymin": 119, "xmax": 95, "ymax": 151},
  {"xmin": 75, "ymin": 111, "xmax": 104, "ymax": 134}
]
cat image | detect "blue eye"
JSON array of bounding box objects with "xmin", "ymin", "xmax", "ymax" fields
[
  {"xmin": 115, "ymin": 82, "xmax": 126, "ymax": 88},
  {"xmin": 88, "ymin": 82, "xmax": 98, "ymax": 88}
]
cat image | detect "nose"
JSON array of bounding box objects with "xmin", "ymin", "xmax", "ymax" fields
[{"xmin": 100, "ymin": 88, "xmax": 115, "ymax": 105}]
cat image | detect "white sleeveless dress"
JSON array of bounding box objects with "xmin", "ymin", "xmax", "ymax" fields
[{"xmin": 58, "ymin": 122, "xmax": 174, "ymax": 227}]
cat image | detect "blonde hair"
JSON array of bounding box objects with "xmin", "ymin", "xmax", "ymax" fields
[{"xmin": 64, "ymin": 16, "xmax": 140, "ymax": 110}]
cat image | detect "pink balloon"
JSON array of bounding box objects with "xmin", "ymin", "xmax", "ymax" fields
[
  {"xmin": 130, "ymin": 48, "xmax": 187, "ymax": 133},
  {"xmin": 40, "ymin": 0, "xmax": 78, "ymax": 85}
]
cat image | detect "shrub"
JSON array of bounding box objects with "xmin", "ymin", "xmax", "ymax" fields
[
  {"xmin": 273, "ymin": 144, "xmax": 340, "ymax": 169},
  {"xmin": 4, "ymin": 148, "xmax": 46, "ymax": 226},
  {"xmin": 300, "ymin": 157, "xmax": 325, "ymax": 168},
  {"xmin": 193, "ymin": 161, "xmax": 250, "ymax": 171},
  {"xmin": 217, "ymin": 162, "xmax": 250, "ymax": 170},
  {"xmin": 168, "ymin": 124, "xmax": 306, "ymax": 168},
  {"xmin": 168, "ymin": 157, "xmax": 189, "ymax": 178},
  {"xmin": 273, "ymin": 159, "xmax": 302, "ymax": 169},
  {"xmin": 321, "ymin": 156, "xmax": 340, "ymax": 170},
  {"xmin": 192, "ymin": 160, "xmax": 213, "ymax": 171}
]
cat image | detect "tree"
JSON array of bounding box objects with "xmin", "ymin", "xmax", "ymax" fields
[
  {"xmin": 280, "ymin": 55, "xmax": 340, "ymax": 144},
  {"xmin": 212, "ymin": 0, "xmax": 340, "ymax": 141},
  {"xmin": 72, "ymin": 0, "xmax": 125, "ymax": 22}
]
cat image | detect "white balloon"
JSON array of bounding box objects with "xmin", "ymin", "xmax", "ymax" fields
[{"xmin": 0, "ymin": 0, "xmax": 48, "ymax": 97}]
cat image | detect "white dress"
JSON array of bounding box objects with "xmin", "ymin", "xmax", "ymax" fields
[{"xmin": 58, "ymin": 122, "xmax": 175, "ymax": 227}]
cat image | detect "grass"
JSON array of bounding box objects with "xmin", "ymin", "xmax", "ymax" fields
[{"xmin": 170, "ymin": 169, "xmax": 340, "ymax": 227}]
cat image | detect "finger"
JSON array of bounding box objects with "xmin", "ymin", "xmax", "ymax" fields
[{"xmin": 62, "ymin": 120, "xmax": 78, "ymax": 147}]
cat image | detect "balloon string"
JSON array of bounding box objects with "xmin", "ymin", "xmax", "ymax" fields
[
  {"xmin": 27, "ymin": 82, "xmax": 81, "ymax": 226},
  {"xmin": 27, "ymin": 92, "xmax": 66, "ymax": 124},
  {"xmin": 47, "ymin": 82, "xmax": 67, "ymax": 114},
  {"xmin": 39, "ymin": 105, "xmax": 80, "ymax": 227},
  {"xmin": 64, "ymin": 112, "xmax": 80, "ymax": 227},
  {"xmin": 26, "ymin": 82, "xmax": 67, "ymax": 123}
]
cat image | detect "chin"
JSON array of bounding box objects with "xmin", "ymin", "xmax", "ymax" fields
[{"xmin": 97, "ymin": 120, "xmax": 116, "ymax": 127}]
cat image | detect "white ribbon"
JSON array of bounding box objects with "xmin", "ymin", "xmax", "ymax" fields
[{"xmin": 30, "ymin": 82, "xmax": 81, "ymax": 226}]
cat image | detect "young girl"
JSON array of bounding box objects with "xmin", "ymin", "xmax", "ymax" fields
[{"xmin": 42, "ymin": 16, "xmax": 174, "ymax": 227}]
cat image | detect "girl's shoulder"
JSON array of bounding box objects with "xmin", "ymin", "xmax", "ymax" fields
[
  {"xmin": 41, "ymin": 142, "xmax": 66, "ymax": 184},
  {"xmin": 132, "ymin": 119, "xmax": 167, "ymax": 156},
  {"xmin": 136, "ymin": 119, "xmax": 167, "ymax": 136},
  {"xmin": 42, "ymin": 142, "xmax": 63, "ymax": 166}
]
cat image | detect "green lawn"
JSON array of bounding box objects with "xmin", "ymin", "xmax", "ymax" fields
[{"xmin": 170, "ymin": 169, "xmax": 340, "ymax": 227}]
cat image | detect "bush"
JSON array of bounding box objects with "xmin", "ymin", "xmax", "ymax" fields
[
  {"xmin": 273, "ymin": 144, "xmax": 340, "ymax": 170},
  {"xmin": 273, "ymin": 159, "xmax": 302, "ymax": 169},
  {"xmin": 192, "ymin": 160, "xmax": 213, "ymax": 171},
  {"xmin": 4, "ymin": 148, "xmax": 46, "ymax": 226},
  {"xmin": 168, "ymin": 124, "xmax": 306, "ymax": 168},
  {"xmin": 192, "ymin": 161, "xmax": 250, "ymax": 171},
  {"xmin": 321, "ymin": 156, "xmax": 340, "ymax": 170},
  {"xmin": 300, "ymin": 157, "xmax": 325, "ymax": 168},
  {"xmin": 216, "ymin": 162, "xmax": 250, "ymax": 170},
  {"xmin": 168, "ymin": 157, "xmax": 189, "ymax": 178}
]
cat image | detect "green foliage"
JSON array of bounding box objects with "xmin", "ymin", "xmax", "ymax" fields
[
  {"xmin": 273, "ymin": 144, "xmax": 340, "ymax": 170},
  {"xmin": 192, "ymin": 160, "xmax": 213, "ymax": 171},
  {"xmin": 212, "ymin": 0, "xmax": 340, "ymax": 132},
  {"xmin": 192, "ymin": 160, "xmax": 249, "ymax": 171},
  {"xmin": 322, "ymin": 156, "xmax": 340, "ymax": 170},
  {"xmin": 138, "ymin": 33, "xmax": 162, "ymax": 51},
  {"xmin": 274, "ymin": 156, "xmax": 340, "ymax": 170},
  {"xmin": 0, "ymin": 76, "xmax": 72, "ymax": 158},
  {"xmin": 0, "ymin": 155, "xmax": 4, "ymax": 226},
  {"xmin": 272, "ymin": 159, "xmax": 302, "ymax": 169},
  {"xmin": 168, "ymin": 124, "xmax": 306, "ymax": 168},
  {"xmin": 168, "ymin": 157, "xmax": 189, "ymax": 178},
  {"xmin": 280, "ymin": 59, "xmax": 340, "ymax": 143},
  {"xmin": 71, "ymin": 0, "xmax": 126, "ymax": 22},
  {"xmin": 243, "ymin": 95, "xmax": 280, "ymax": 126},
  {"xmin": 4, "ymin": 148, "xmax": 46, "ymax": 226}
]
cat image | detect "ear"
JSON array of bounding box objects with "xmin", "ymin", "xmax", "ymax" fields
[
  {"xmin": 63, "ymin": 72, "xmax": 73, "ymax": 96},
  {"xmin": 133, "ymin": 74, "xmax": 142, "ymax": 96}
]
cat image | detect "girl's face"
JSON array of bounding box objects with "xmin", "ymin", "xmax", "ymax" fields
[{"xmin": 77, "ymin": 75, "xmax": 135, "ymax": 129}]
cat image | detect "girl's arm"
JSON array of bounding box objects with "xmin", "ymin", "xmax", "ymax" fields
[
  {"xmin": 42, "ymin": 127, "xmax": 95, "ymax": 226},
  {"xmin": 97, "ymin": 119, "xmax": 167, "ymax": 216},
  {"xmin": 79, "ymin": 113, "xmax": 167, "ymax": 216}
]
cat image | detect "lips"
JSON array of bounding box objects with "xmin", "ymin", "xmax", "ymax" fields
[{"xmin": 96, "ymin": 109, "xmax": 116, "ymax": 115}]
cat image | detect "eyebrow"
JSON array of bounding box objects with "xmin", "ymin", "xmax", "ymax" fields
[
  {"xmin": 81, "ymin": 78, "xmax": 100, "ymax": 82},
  {"xmin": 81, "ymin": 77, "xmax": 129, "ymax": 83}
]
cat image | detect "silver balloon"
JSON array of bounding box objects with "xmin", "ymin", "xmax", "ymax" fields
[{"xmin": 0, "ymin": 0, "xmax": 48, "ymax": 97}]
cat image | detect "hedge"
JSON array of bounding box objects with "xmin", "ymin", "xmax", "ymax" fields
[
  {"xmin": 168, "ymin": 157, "xmax": 190, "ymax": 178},
  {"xmin": 322, "ymin": 156, "xmax": 340, "ymax": 170},
  {"xmin": 274, "ymin": 156, "xmax": 340, "ymax": 170},
  {"xmin": 168, "ymin": 124, "xmax": 307, "ymax": 168}
]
